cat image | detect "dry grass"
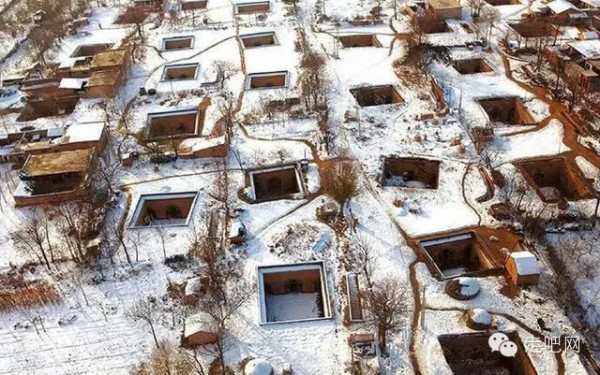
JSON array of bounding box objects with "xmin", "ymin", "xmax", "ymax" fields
[{"xmin": 0, "ymin": 274, "xmax": 61, "ymax": 312}]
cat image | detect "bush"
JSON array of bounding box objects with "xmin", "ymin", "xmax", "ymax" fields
[
  {"xmin": 0, "ymin": 274, "xmax": 61, "ymax": 312},
  {"xmin": 321, "ymin": 161, "xmax": 361, "ymax": 206}
]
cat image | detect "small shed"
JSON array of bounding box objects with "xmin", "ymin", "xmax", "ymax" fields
[
  {"xmin": 506, "ymin": 252, "xmax": 540, "ymax": 286},
  {"xmin": 181, "ymin": 312, "xmax": 219, "ymax": 348}
]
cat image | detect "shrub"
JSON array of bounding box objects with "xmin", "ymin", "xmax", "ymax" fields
[
  {"xmin": 321, "ymin": 161, "xmax": 361, "ymax": 207},
  {"xmin": 0, "ymin": 275, "xmax": 61, "ymax": 312}
]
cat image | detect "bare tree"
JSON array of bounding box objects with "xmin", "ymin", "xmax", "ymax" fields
[
  {"xmin": 392, "ymin": 0, "xmax": 401, "ymax": 19},
  {"xmin": 564, "ymin": 69, "xmax": 584, "ymax": 111},
  {"xmin": 153, "ymin": 224, "xmax": 169, "ymax": 262},
  {"xmin": 113, "ymin": 223, "xmax": 133, "ymax": 266},
  {"xmin": 411, "ymin": 14, "xmax": 436, "ymax": 46},
  {"xmin": 298, "ymin": 49, "xmax": 326, "ymax": 111},
  {"xmin": 129, "ymin": 298, "xmax": 161, "ymax": 349},
  {"xmin": 364, "ymin": 277, "xmax": 409, "ymax": 355},
  {"xmin": 187, "ymin": 202, "xmax": 250, "ymax": 374},
  {"xmin": 212, "ymin": 60, "xmax": 239, "ymax": 90},
  {"xmin": 131, "ymin": 7, "xmax": 147, "ymax": 41},
  {"xmin": 128, "ymin": 230, "xmax": 147, "ymax": 263},
  {"xmin": 353, "ymin": 235, "xmax": 377, "ymax": 289},
  {"xmin": 130, "ymin": 340, "xmax": 194, "ymax": 375},
  {"xmin": 478, "ymin": 7, "xmax": 500, "ymax": 43},
  {"xmin": 11, "ymin": 209, "xmax": 53, "ymax": 269},
  {"xmin": 322, "ymin": 161, "xmax": 362, "ymax": 213},
  {"xmin": 107, "ymin": 97, "xmax": 135, "ymax": 139},
  {"xmin": 216, "ymin": 91, "xmax": 237, "ymax": 142},
  {"xmin": 297, "ymin": 30, "xmax": 327, "ymax": 112},
  {"xmin": 54, "ymin": 201, "xmax": 91, "ymax": 262},
  {"xmin": 195, "ymin": 277, "xmax": 252, "ymax": 374},
  {"xmin": 467, "ymin": 0, "xmax": 485, "ymax": 17},
  {"xmin": 97, "ymin": 139, "xmax": 124, "ymax": 196}
]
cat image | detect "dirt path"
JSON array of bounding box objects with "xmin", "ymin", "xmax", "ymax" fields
[
  {"xmin": 341, "ymin": 106, "xmax": 426, "ymax": 373},
  {"xmin": 408, "ymin": 261, "xmax": 424, "ymax": 375},
  {"xmin": 314, "ymin": 22, "xmax": 431, "ymax": 374},
  {"xmin": 461, "ymin": 162, "xmax": 482, "ymax": 226},
  {"xmin": 500, "ymin": 52, "xmax": 600, "ymax": 171}
]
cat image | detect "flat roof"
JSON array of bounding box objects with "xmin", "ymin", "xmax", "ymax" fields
[
  {"xmin": 510, "ymin": 252, "xmax": 540, "ymax": 276},
  {"xmin": 91, "ymin": 49, "xmax": 127, "ymax": 69},
  {"xmin": 21, "ymin": 148, "xmax": 94, "ymax": 177},
  {"xmin": 64, "ymin": 122, "xmax": 105, "ymax": 143},
  {"xmin": 88, "ymin": 70, "xmax": 121, "ymax": 86},
  {"xmin": 428, "ymin": 0, "xmax": 461, "ymax": 9}
]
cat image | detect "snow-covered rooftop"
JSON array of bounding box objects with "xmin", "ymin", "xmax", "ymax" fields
[
  {"xmin": 547, "ymin": 0, "xmax": 578, "ymax": 14},
  {"xmin": 510, "ymin": 252, "xmax": 541, "ymax": 276},
  {"xmin": 569, "ymin": 39, "xmax": 600, "ymax": 59},
  {"xmin": 63, "ymin": 121, "xmax": 104, "ymax": 143}
]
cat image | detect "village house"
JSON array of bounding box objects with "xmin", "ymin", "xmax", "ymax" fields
[
  {"xmin": 418, "ymin": 231, "xmax": 503, "ymax": 279},
  {"xmin": 545, "ymin": 39, "xmax": 600, "ymax": 91},
  {"xmin": 177, "ymin": 136, "xmax": 229, "ymax": 159},
  {"xmin": 236, "ymin": 1, "xmax": 271, "ymax": 14},
  {"xmin": 515, "ymin": 155, "xmax": 596, "ymax": 203},
  {"xmin": 115, "ymin": 1, "xmax": 161, "ymax": 24},
  {"xmin": 0, "ymin": 122, "xmax": 107, "ymax": 163},
  {"xmin": 425, "ymin": 0, "xmax": 462, "ymax": 20},
  {"xmin": 438, "ymin": 332, "xmax": 538, "ymax": 374},
  {"xmin": 578, "ymin": 0, "xmax": 600, "ymax": 10},
  {"xmin": 13, "ymin": 148, "xmax": 96, "ymax": 207},
  {"xmin": 19, "ymin": 45, "xmax": 129, "ymax": 103},
  {"xmin": 544, "ymin": 0, "xmax": 590, "ymax": 26},
  {"xmin": 568, "ymin": 40, "xmax": 600, "ymax": 85},
  {"xmin": 145, "ymin": 100, "xmax": 209, "ymax": 141}
]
